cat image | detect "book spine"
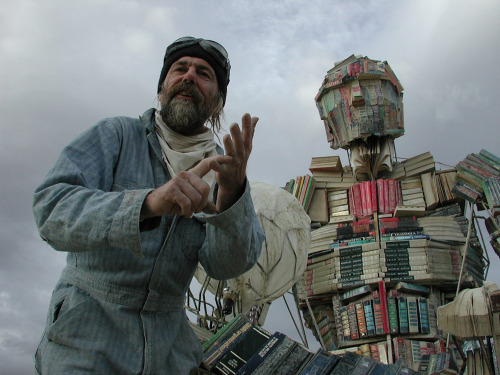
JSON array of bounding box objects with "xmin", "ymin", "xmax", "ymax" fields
[
  {"xmin": 347, "ymin": 303, "xmax": 360, "ymax": 340},
  {"xmin": 203, "ymin": 321, "xmax": 253, "ymax": 368},
  {"xmin": 378, "ymin": 280, "xmax": 390, "ymax": 334},
  {"xmin": 387, "ymin": 296, "xmax": 399, "ymax": 334},
  {"xmin": 354, "ymin": 184, "xmax": 363, "ymax": 218},
  {"xmin": 203, "ymin": 314, "xmax": 244, "ymax": 352},
  {"xmin": 406, "ymin": 297, "xmax": 419, "ymax": 334},
  {"xmin": 383, "ymin": 179, "xmax": 389, "ymax": 214},
  {"xmin": 272, "ymin": 344, "xmax": 312, "ymax": 375},
  {"xmin": 355, "ymin": 302, "xmax": 368, "ymax": 338},
  {"xmin": 397, "ymin": 297, "xmax": 409, "ymax": 334},
  {"xmin": 340, "ymin": 306, "xmax": 350, "ymax": 342},
  {"xmin": 417, "ymin": 297, "xmax": 430, "ymax": 334},
  {"xmin": 372, "ymin": 297, "xmax": 385, "ymax": 335},
  {"xmin": 388, "ymin": 179, "xmax": 396, "ymax": 213},
  {"xmin": 371, "ymin": 180, "xmax": 378, "ymax": 214},
  {"xmin": 377, "ymin": 179, "xmax": 384, "ymax": 214},
  {"xmin": 236, "ymin": 332, "xmax": 287, "ymax": 375},
  {"xmin": 214, "ymin": 325, "xmax": 271, "ymax": 374},
  {"xmin": 298, "ymin": 350, "xmax": 339, "ymax": 375},
  {"xmin": 249, "ymin": 337, "xmax": 296, "ymax": 375}
]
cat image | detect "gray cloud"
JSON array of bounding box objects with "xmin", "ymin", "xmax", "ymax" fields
[{"xmin": 1, "ymin": 0, "xmax": 500, "ymax": 373}]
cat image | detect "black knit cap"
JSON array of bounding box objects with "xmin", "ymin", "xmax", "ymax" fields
[{"xmin": 157, "ymin": 37, "xmax": 230, "ymax": 105}]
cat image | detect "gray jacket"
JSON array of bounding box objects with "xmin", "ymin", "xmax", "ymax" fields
[{"xmin": 33, "ymin": 108, "xmax": 264, "ymax": 374}]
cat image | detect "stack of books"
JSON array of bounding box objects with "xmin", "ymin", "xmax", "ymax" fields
[
  {"xmin": 348, "ymin": 181, "xmax": 377, "ymax": 219},
  {"xmin": 315, "ymin": 54, "xmax": 404, "ymax": 150},
  {"xmin": 331, "ymin": 219, "xmax": 377, "ymax": 248},
  {"xmin": 381, "ymin": 239, "xmax": 462, "ymax": 284},
  {"xmin": 307, "ymin": 224, "xmax": 339, "ymax": 256},
  {"xmin": 309, "ymin": 155, "xmax": 343, "ymax": 173},
  {"xmin": 434, "ymin": 169, "xmax": 459, "ymax": 205},
  {"xmin": 199, "ymin": 314, "xmax": 420, "ymax": 374},
  {"xmin": 417, "ymin": 216, "xmax": 466, "ymax": 245},
  {"xmin": 389, "ymin": 151, "xmax": 435, "ymax": 181},
  {"xmin": 331, "ymin": 242, "xmax": 383, "ymax": 290},
  {"xmin": 284, "ymin": 174, "xmax": 316, "ymax": 211},
  {"xmin": 453, "ymin": 149, "xmax": 500, "ymax": 202},
  {"xmin": 378, "ymin": 216, "xmax": 424, "ymax": 241},
  {"xmin": 301, "ymin": 252, "xmax": 338, "ymax": 297},
  {"xmin": 483, "ymin": 176, "xmax": 500, "ymax": 218},
  {"xmin": 328, "ymin": 189, "xmax": 350, "ymax": 219},
  {"xmin": 400, "ymin": 177, "xmax": 426, "ymax": 208},
  {"xmin": 332, "ymin": 281, "xmax": 390, "ymax": 344},
  {"xmin": 306, "ymin": 157, "xmax": 356, "ymax": 225},
  {"xmin": 392, "ymin": 337, "xmax": 452, "ymax": 373},
  {"xmin": 302, "ymin": 305, "xmax": 337, "ymax": 351},
  {"xmin": 376, "ymin": 178, "xmax": 402, "ymax": 215}
]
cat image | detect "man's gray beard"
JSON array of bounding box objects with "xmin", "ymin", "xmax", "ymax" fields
[{"xmin": 160, "ymin": 97, "xmax": 211, "ymax": 136}]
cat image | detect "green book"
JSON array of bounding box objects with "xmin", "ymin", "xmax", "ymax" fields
[
  {"xmin": 387, "ymin": 296, "xmax": 399, "ymax": 334},
  {"xmin": 397, "ymin": 296, "xmax": 409, "ymax": 334},
  {"xmin": 203, "ymin": 314, "xmax": 244, "ymax": 352}
]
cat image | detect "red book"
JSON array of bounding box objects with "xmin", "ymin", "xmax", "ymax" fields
[
  {"xmin": 363, "ymin": 181, "xmax": 373, "ymax": 216},
  {"xmin": 377, "ymin": 179, "xmax": 385, "ymax": 214},
  {"xmin": 378, "ymin": 280, "xmax": 390, "ymax": 334},
  {"xmin": 347, "ymin": 303, "xmax": 359, "ymax": 340},
  {"xmin": 388, "ymin": 179, "xmax": 396, "ymax": 213},
  {"xmin": 371, "ymin": 180, "xmax": 377, "ymax": 214},
  {"xmin": 359, "ymin": 182, "xmax": 367, "ymax": 217},
  {"xmin": 383, "ymin": 179, "xmax": 389, "ymax": 214},
  {"xmin": 299, "ymin": 175, "xmax": 310, "ymax": 205},
  {"xmin": 348, "ymin": 187, "xmax": 355, "ymax": 216},
  {"xmin": 353, "ymin": 184, "xmax": 363, "ymax": 218}
]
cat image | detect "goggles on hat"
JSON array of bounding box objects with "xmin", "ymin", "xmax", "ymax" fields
[{"xmin": 166, "ymin": 37, "xmax": 231, "ymax": 84}]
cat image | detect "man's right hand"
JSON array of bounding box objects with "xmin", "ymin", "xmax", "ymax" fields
[{"xmin": 140, "ymin": 158, "xmax": 218, "ymax": 220}]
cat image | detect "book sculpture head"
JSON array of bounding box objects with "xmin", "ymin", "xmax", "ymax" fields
[
  {"xmin": 195, "ymin": 181, "xmax": 311, "ymax": 324},
  {"xmin": 315, "ymin": 55, "xmax": 405, "ymax": 181}
]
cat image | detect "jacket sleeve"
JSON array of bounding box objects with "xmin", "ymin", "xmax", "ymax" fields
[
  {"xmin": 33, "ymin": 120, "xmax": 150, "ymax": 258},
  {"xmin": 195, "ymin": 181, "xmax": 265, "ymax": 280}
]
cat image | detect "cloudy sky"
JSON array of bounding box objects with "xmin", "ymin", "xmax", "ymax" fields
[{"xmin": 1, "ymin": 0, "xmax": 500, "ymax": 373}]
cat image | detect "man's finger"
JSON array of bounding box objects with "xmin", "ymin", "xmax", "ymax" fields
[
  {"xmin": 189, "ymin": 157, "xmax": 214, "ymax": 178},
  {"xmin": 201, "ymin": 201, "xmax": 218, "ymax": 214}
]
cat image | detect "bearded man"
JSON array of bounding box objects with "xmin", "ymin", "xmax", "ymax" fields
[{"xmin": 33, "ymin": 37, "xmax": 265, "ymax": 374}]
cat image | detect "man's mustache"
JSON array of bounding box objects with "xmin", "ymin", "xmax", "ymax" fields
[{"xmin": 168, "ymin": 82, "xmax": 204, "ymax": 104}]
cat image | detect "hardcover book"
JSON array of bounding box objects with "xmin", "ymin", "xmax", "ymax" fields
[
  {"xmin": 406, "ymin": 296, "xmax": 419, "ymax": 334},
  {"xmin": 235, "ymin": 332, "xmax": 287, "ymax": 375},
  {"xmin": 297, "ymin": 349, "xmax": 341, "ymax": 375},
  {"xmin": 397, "ymin": 296, "xmax": 409, "ymax": 334},
  {"xmin": 213, "ymin": 324, "xmax": 272, "ymax": 374}
]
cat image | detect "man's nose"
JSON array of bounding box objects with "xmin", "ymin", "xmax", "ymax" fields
[{"xmin": 182, "ymin": 66, "xmax": 197, "ymax": 82}]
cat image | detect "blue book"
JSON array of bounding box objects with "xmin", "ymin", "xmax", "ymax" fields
[
  {"xmin": 298, "ymin": 349, "xmax": 341, "ymax": 375},
  {"xmin": 417, "ymin": 298, "xmax": 430, "ymax": 334},
  {"xmin": 235, "ymin": 332, "xmax": 287, "ymax": 375},
  {"xmin": 367, "ymin": 362, "xmax": 389, "ymax": 374},
  {"xmin": 214, "ymin": 324, "xmax": 271, "ymax": 374},
  {"xmin": 363, "ymin": 300, "xmax": 376, "ymax": 337},
  {"xmin": 272, "ymin": 343, "xmax": 312, "ymax": 375},
  {"xmin": 397, "ymin": 296, "xmax": 409, "ymax": 334},
  {"xmin": 350, "ymin": 355, "xmax": 376, "ymax": 375},
  {"xmin": 330, "ymin": 351, "xmax": 362, "ymax": 374}
]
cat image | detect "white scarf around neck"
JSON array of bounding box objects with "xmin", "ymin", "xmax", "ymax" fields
[{"xmin": 154, "ymin": 110, "xmax": 218, "ymax": 196}]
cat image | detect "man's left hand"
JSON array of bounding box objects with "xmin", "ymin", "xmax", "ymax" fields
[{"xmin": 208, "ymin": 113, "xmax": 258, "ymax": 212}]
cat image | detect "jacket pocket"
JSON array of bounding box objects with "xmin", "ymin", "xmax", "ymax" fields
[{"xmin": 46, "ymin": 284, "xmax": 94, "ymax": 346}]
